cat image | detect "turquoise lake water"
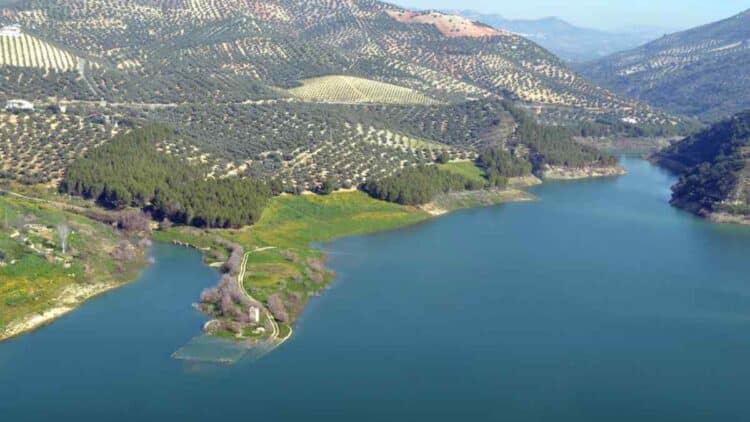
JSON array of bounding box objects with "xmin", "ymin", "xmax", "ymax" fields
[{"xmin": 1, "ymin": 157, "xmax": 750, "ymax": 420}]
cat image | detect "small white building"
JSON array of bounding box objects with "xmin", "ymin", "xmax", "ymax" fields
[
  {"xmin": 248, "ymin": 306, "xmax": 260, "ymax": 325},
  {"xmin": 621, "ymin": 117, "xmax": 639, "ymax": 125},
  {"xmin": 0, "ymin": 25, "xmax": 22, "ymax": 38},
  {"xmin": 5, "ymin": 99, "xmax": 34, "ymax": 112},
  {"xmin": 4, "ymin": 99, "xmax": 34, "ymax": 112}
]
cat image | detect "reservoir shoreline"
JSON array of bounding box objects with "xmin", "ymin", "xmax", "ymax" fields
[
  {"xmin": 2, "ymin": 158, "xmax": 750, "ymax": 421},
  {"xmin": 0, "ymin": 165, "xmax": 622, "ymax": 344}
]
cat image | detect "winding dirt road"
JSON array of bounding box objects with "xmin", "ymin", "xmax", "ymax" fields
[{"xmin": 236, "ymin": 246, "xmax": 294, "ymax": 346}]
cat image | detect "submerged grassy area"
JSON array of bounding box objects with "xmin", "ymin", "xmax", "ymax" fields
[
  {"xmin": 1, "ymin": 177, "xmax": 533, "ymax": 342},
  {"xmin": 157, "ymin": 187, "xmax": 545, "ymax": 342},
  {"xmin": 155, "ymin": 191, "xmax": 430, "ymax": 334},
  {"xmin": 0, "ymin": 193, "xmax": 145, "ymax": 337},
  {"xmin": 152, "ymin": 185, "xmax": 542, "ymax": 345},
  {"xmin": 429, "ymin": 189, "xmax": 536, "ymax": 213},
  {"xmin": 242, "ymin": 191, "xmax": 430, "ymax": 247},
  {"xmin": 236, "ymin": 192, "xmax": 429, "ymax": 306}
]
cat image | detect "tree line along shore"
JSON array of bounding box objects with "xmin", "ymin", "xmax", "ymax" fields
[
  {"xmin": 1, "ymin": 120, "xmax": 628, "ymax": 344},
  {"xmin": 5, "ymin": 107, "xmax": 750, "ymax": 344}
]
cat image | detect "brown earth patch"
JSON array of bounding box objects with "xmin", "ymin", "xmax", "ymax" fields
[{"xmin": 386, "ymin": 10, "xmax": 507, "ymax": 38}]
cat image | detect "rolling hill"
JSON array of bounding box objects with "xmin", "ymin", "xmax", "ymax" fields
[
  {"xmin": 288, "ymin": 75, "xmax": 442, "ymax": 105},
  {"xmin": 581, "ymin": 9, "xmax": 750, "ymax": 121},
  {"xmin": 0, "ymin": 0, "xmax": 671, "ymax": 122},
  {"xmin": 0, "ymin": 29, "xmax": 80, "ymax": 71},
  {"xmin": 0, "ymin": 0, "xmax": 682, "ymax": 189}
]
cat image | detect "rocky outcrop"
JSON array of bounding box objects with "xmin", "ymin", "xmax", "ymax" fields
[
  {"xmin": 708, "ymin": 211, "xmax": 750, "ymax": 226},
  {"xmin": 507, "ymin": 175, "xmax": 543, "ymax": 187},
  {"xmin": 541, "ymin": 165, "xmax": 627, "ymax": 180},
  {"xmin": 653, "ymin": 111, "xmax": 750, "ymax": 224}
]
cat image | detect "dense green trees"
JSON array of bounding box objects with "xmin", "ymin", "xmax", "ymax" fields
[
  {"xmin": 659, "ymin": 112, "xmax": 750, "ymax": 215},
  {"xmin": 363, "ymin": 166, "xmax": 482, "ymax": 205},
  {"xmin": 61, "ymin": 125, "xmax": 271, "ymax": 228},
  {"xmin": 318, "ymin": 179, "xmax": 337, "ymax": 195},
  {"xmin": 572, "ymin": 118, "xmax": 701, "ymax": 139},
  {"xmin": 477, "ymin": 148, "xmax": 532, "ymax": 186},
  {"xmin": 505, "ymin": 104, "xmax": 618, "ymax": 168},
  {"xmin": 671, "ymin": 159, "xmax": 744, "ymax": 212}
]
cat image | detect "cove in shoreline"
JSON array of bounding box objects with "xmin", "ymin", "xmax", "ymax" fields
[
  {"xmin": 1, "ymin": 165, "xmax": 622, "ymax": 345},
  {"xmin": 2, "ymin": 158, "xmax": 750, "ymax": 421},
  {"xmin": 156, "ymin": 169, "xmax": 628, "ymax": 351}
]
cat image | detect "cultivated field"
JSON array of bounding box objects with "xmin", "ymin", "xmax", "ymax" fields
[
  {"xmin": 150, "ymin": 102, "xmax": 471, "ymax": 190},
  {"xmin": 0, "ymin": 111, "xmax": 116, "ymax": 184},
  {"xmin": 0, "ymin": 0, "xmax": 687, "ymax": 192},
  {"xmin": 438, "ymin": 161, "xmax": 488, "ymax": 186},
  {"xmin": 0, "ymin": 0, "xmax": 676, "ymax": 126},
  {"xmin": 0, "ymin": 33, "xmax": 78, "ymax": 71},
  {"xmin": 289, "ymin": 75, "xmax": 442, "ymax": 105}
]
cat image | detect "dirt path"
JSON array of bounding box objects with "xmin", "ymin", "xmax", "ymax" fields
[
  {"xmin": 237, "ymin": 247, "xmax": 294, "ymax": 345},
  {"xmin": 78, "ymin": 59, "xmax": 102, "ymax": 99},
  {"xmin": 0, "ymin": 189, "xmax": 128, "ymax": 226},
  {"xmin": 1, "ymin": 191, "xmax": 296, "ymax": 346},
  {"xmin": 56, "ymin": 97, "xmax": 298, "ymax": 110},
  {"xmin": 0, "ymin": 189, "xmax": 86, "ymax": 213}
]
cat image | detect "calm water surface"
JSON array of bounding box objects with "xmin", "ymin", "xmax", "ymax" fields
[{"xmin": 2, "ymin": 157, "xmax": 750, "ymax": 421}]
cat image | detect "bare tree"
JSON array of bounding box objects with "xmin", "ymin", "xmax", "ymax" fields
[
  {"xmin": 268, "ymin": 294, "xmax": 289, "ymax": 323},
  {"xmin": 118, "ymin": 211, "xmax": 152, "ymax": 234},
  {"xmin": 215, "ymin": 239, "xmax": 244, "ymax": 275},
  {"xmin": 111, "ymin": 240, "xmax": 138, "ymax": 262},
  {"xmin": 57, "ymin": 223, "xmax": 71, "ymax": 255}
]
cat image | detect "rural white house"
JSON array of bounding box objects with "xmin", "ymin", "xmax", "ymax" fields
[
  {"xmin": 4, "ymin": 99, "xmax": 34, "ymax": 112},
  {"xmin": 0, "ymin": 25, "xmax": 22, "ymax": 38},
  {"xmin": 248, "ymin": 306, "xmax": 261, "ymax": 324}
]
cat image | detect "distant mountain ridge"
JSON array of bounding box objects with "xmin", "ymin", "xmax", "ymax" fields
[
  {"xmin": 581, "ymin": 9, "xmax": 750, "ymax": 121},
  {"xmin": 448, "ymin": 10, "xmax": 666, "ymax": 62}
]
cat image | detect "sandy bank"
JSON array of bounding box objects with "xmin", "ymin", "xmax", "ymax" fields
[
  {"xmin": 1, "ymin": 281, "xmax": 120, "ymax": 342},
  {"xmin": 542, "ymin": 165, "xmax": 627, "ymax": 180}
]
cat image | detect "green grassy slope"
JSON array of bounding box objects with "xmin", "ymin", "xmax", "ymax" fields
[
  {"xmin": 0, "ymin": 193, "xmax": 145, "ymax": 336},
  {"xmin": 438, "ymin": 161, "xmax": 488, "ymax": 185}
]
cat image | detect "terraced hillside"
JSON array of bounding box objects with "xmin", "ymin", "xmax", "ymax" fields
[
  {"xmin": 0, "ymin": 0, "xmax": 672, "ymax": 123},
  {"xmin": 581, "ymin": 9, "xmax": 750, "ymax": 121},
  {"xmin": 0, "ymin": 109, "xmax": 117, "ymax": 184},
  {"xmin": 289, "ymin": 76, "xmax": 441, "ymax": 105},
  {"xmin": 655, "ymin": 111, "xmax": 750, "ymax": 222},
  {"xmin": 0, "ymin": 0, "xmax": 684, "ymax": 189},
  {"xmin": 148, "ymin": 101, "xmax": 473, "ymax": 189},
  {"xmin": 0, "ymin": 30, "xmax": 79, "ymax": 70}
]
